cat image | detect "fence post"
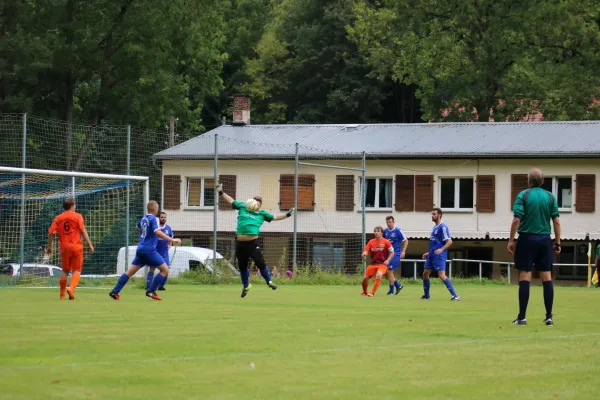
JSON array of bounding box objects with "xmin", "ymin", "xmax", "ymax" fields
[
  {"xmin": 293, "ymin": 143, "xmax": 299, "ymax": 272},
  {"xmin": 19, "ymin": 113, "xmax": 27, "ymax": 271},
  {"xmin": 213, "ymin": 134, "xmax": 218, "ymax": 272},
  {"xmin": 479, "ymin": 261, "xmax": 482, "ymax": 280},
  {"xmin": 413, "ymin": 261, "xmax": 417, "ymax": 279},
  {"xmin": 126, "ymin": 125, "xmax": 131, "ymax": 279},
  {"xmin": 508, "ymin": 262, "xmax": 511, "ymax": 285},
  {"xmin": 361, "ymin": 151, "xmax": 366, "ymax": 272},
  {"xmin": 449, "ymin": 260, "xmax": 452, "ymax": 279}
]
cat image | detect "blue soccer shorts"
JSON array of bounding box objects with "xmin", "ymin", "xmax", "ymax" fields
[
  {"xmin": 132, "ymin": 250, "xmax": 165, "ymax": 269},
  {"xmin": 424, "ymin": 255, "xmax": 446, "ymax": 271},
  {"xmin": 387, "ymin": 255, "xmax": 401, "ymax": 271}
]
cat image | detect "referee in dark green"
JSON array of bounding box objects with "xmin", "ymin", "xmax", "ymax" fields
[{"xmin": 507, "ymin": 168, "xmax": 561, "ymax": 326}]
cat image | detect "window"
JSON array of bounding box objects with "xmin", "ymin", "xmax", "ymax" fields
[
  {"xmin": 186, "ymin": 177, "xmax": 215, "ymax": 208},
  {"xmin": 541, "ymin": 176, "xmax": 572, "ymax": 210},
  {"xmin": 361, "ymin": 178, "xmax": 392, "ymax": 209},
  {"xmin": 440, "ymin": 178, "xmax": 474, "ymax": 211},
  {"xmin": 556, "ymin": 244, "xmax": 588, "ymax": 280},
  {"xmin": 311, "ymin": 241, "xmax": 344, "ymax": 271}
]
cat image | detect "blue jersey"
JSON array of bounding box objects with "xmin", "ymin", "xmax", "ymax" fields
[
  {"xmin": 136, "ymin": 214, "xmax": 160, "ymax": 253},
  {"xmin": 383, "ymin": 226, "xmax": 407, "ymax": 256},
  {"xmin": 156, "ymin": 224, "xmax": 173, "ymax": 256},
  {"xmin": 428, "ymin": 222, "xmax": 451, "ymax": 258}
]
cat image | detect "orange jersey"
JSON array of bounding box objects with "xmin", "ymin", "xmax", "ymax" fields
[
  {"xmin": 364, "ymin": 238, "xmax": 393, "ymax": 264},
  {"xmin": 49, "ymin": 210, "xmax": 85, "ymax": 251}
]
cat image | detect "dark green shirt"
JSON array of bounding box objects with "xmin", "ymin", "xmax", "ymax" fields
[
  {"xmin": 513, "ymin": 187, "xmax": 559, "ymax": 235},
  {"xmin": 232, "ymin": 200, "xmax": 274, "ymax": 235}
]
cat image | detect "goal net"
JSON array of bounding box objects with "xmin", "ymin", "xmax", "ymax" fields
[{"xmin": 0, "ymin": 166, "xmax": 148, "ymax": 287}]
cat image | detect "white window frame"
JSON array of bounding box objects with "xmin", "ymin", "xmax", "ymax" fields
[
  {"xmin": 185, "ymin": 177, "xmax": 215, "ymax": 209},
  {"xmin": 439, "ymin": 177, "xmax": 474, "ymax": 212},
  {"xmin": 542, "ymin": 176, "xmax": 572, "ymax": 212},
  {"xmin": 360, "ymin": 177, "xmax": 393, "ymax": 211}
]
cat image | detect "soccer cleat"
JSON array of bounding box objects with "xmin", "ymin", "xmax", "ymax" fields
[
  {"xmin": 386, "ymin": 291, "xmax": 394, "ymax": 295},
  {"xmin": 543, "ymin": 317, "xmax": 554, "ymax": 326},
  {"xmin": 157, "ymin": 287, "xmax": 166, "ymax": 291},
  {"xmin": 66, "ymin": 288, "xmax": 75, "ymax": 300},
  {"xmin": 360, "ymin": 292, "xmax": 368, "ymax": 296},
  {"xmin": 512, "ymin": 318, "xmax": 527, "ymax": 325},
  {"xmin": 146, "ymin": 291, "xmax": 162, "ymax": 301},
  {"xmin": 268, "ymin": 281, "xmax": 278, "ymax": 290},
  {"xmin": 395, "ymin": 284, "xmax": 404, "ymax": 295},
  {"xmin": 109, "ymin": 292, "xmax": 120, "ymax": 300},
  {"xmin": 450, "ymin": 295, "xmax": 461, "ymax": 301},
  {"xmin": 420, "ymin": 295, "xmax": 430, "ymax": 300},
  {"xmin": 241, "ymin": 284, "xmax": 252, "ymax": 298},
  {"xmin": 60, "ymin": 294, "xmax": 66, "ymax": 300},
  {"xmin": 367, "ymin": 293, "xmax": 374, "ymax": 297}
]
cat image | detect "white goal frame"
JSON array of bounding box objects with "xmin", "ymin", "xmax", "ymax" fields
[{"xmin": 0, "ymin": 166, "xmax": 149, "ymax": 282}]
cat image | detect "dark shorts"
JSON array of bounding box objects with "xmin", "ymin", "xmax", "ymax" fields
[
  {"xmin": 146, "ymin": 251, "xmax": 169, "ymax": 270},
  {"xmin": 132, "ymin": 250, "xmax": 165, "ymax": 269},
  {"xmin": 514, "ymin": 233, "xmax": 553, "ymax": 272},
  {"xmin": 236, "ymin": 239, "xmax": 266, "ymax": 271}
]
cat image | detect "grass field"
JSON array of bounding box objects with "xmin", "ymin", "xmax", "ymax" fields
[{"xmin": 1, "ymin": 283, "xmax": 598, "ymax": 400}]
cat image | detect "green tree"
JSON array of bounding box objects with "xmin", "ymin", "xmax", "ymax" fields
[{"xmin": 350, "ymin": 0, "xmax": 600, "ymax": 122}]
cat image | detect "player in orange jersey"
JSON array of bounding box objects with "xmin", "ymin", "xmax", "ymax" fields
[
  {"xmin": 361, "ymin": 226, "xmax": 395, "ymax": 297},
  {"xmin": 46, "ymin": 197, "xmax": 94, "ymax": 300}
]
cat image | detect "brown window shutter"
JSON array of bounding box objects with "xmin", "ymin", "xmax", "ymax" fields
[
  {"xmin": 395, "ymin": 175, "xmax": 415, "ymax": 212},
  {"xmin": 336, "ymin": 175, "xmax": 355, "ymax": 211},
  {"xmin": 280, "ymin": 174, "xmax": 315, "ymax": 211},
  {"xmin": 414, "ymin": 175, "xmax": 434, "ymax": 211},
  {"xmin": 576, "ymin": 174, "xmax": 595, "ymax": 212},
  {"xmin": 163, "ymin": 175, "xmax": 181, "ymax": 210},
  {"xmin": 218, "ymin": 175, "xmax": 237, "ymax": 210},
  {"xmin": 476, "ymin": 175, "xmax": 495, "ymax": 212},
  {"xmin": 511, "ymin": 174, "xmax": 529, "ymax": 210}
]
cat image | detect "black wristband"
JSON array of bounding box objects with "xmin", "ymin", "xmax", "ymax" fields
[{"xmin": 218, "ymin": 190, "xmax": 224, "ymax": 196}]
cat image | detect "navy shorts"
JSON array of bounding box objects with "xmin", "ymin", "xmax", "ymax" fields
[
  {"xmin": 514, "ymin": 233, "xmax": 553, "ymax": 272},
  {"xmin": 388, "ymin": 255, "xmax": 401, "ymax": 271},
  {"xmin": 132, "ymin": 250, "xmax": 165, "ymax": 269}
]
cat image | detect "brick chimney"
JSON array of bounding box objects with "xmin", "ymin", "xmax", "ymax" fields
[{"xmin": 232, "ymin": 94, "xmax": 251, "ymax": 125}]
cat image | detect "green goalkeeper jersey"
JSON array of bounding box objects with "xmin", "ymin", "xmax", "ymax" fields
[{"xmin": 232, "ymin": 200, "xmax": 274, "ymax": 235}]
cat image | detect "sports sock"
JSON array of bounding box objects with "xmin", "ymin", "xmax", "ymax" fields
[
  {"xmin": 69, "ymin": 272, "xmax": 80, "ymax": 290},
  {"xmin": 443, "ymin": 278, "xmax": 457, "ymax": 296},
  {"xmin": 371, "ymin": 278, "xmax": 382, "ymax": 294},
  {"xmin": 542, "ymin": 281, "xmax": 554, "ymax": 319},
  {"xmin": 518, "ymin": 280, "xmax": 530, "ymax": 320},
  {"xmin": 423, "ymin": 279, "xmax": 431, "ymax": 298},
  {"xmin": 388, "ymin": 284, "xmax": 394, "ymax": 293},
  {"xmin": 259, "ymin": 266, "xmax": 272, "ymax": 284},
  {"xmin": 112, "ymin": 274, "xmax": 129, "ymax": 294},
  {"xmin": 394, "ymin": 280, "xmax": 401, "ymax": 288},
  {"xmin": 148, "ymin": 274, "xmax": 166, "ymax": 293},
  {"xmin": 362, "ymin": 280, "xmax": 368, "ymax": 293},
  {"xmin": 146, "ymin": 271, "xmax": 154, "ymax": 289},
  {"xmin": 160, "ymin": 274, "xmax": 168, "ymax": 288},
  {"xmin": 241, "ymin": 269, "xmax": 250, "ymax": 288},
  {"xmin": 59, "ymin": 277, "xmax": 67, "ymax": 297}
]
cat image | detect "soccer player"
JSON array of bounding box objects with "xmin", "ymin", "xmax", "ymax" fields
[
  {"xmin": 46, "ymin": 197, "xmax": 94, "ymax": 300},
  {"xmin": 361, "ymin": 226, "xmax": 395, "ymax": 297},
  {"xmin": 144, "ymin": 211, "xmax": 173, "ymax": 291},
  {"xmin": 383, "ymin": 215, "xmax": 407, "ymax": 295},
  {"xmin": 595, "ymin": 244, "xmax": 600, "ymax": 288},
  {"xmin": 215, "ymin": 182, "xmax": 294, "ymax": 298},
  {"xmin": 508, "ymin": 168, "xmax": 561, "ymax": 326},
  {"xmin": 109, "ymin": 201, "xmax": 181, "ymax": 301},
  {"xmin": 421, "ymin": 208, "xmax": 460, "ymax": 301}
]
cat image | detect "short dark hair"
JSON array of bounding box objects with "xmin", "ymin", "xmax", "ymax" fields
[
  {"xmin": 159, "ymin": 211, "xmax": 167, "ymax": 217},
  {"xmin": 374, "ymin": 225, "xmax": 384, "ymax": 233},
  {"xmin": 63, "ymin": 197, "xmax": 75, "ymax": 211},
  {"xmin": 432, "ymin": 207, "xmax": 443, "ymax": 217},
  {"xmin": 253, "ymin": 196, "xmax": 263, "ymax": 204},
  {"xmin": 385, "ymin": 215, "xmax": 394, "ymax": 222}
]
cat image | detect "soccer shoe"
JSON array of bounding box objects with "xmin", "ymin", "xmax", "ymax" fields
[
  {"xmin": 367, "ymin": 293, "xmax": 374, "ymax": 297},
  {"xmin": 241, "ymin": 284, "xmax": 253, "ymax": 298},
  {"xmin": 386, "ymin": 291, "xmax": 394, "ymax": 295},
  {"xmin": 450, "ymin": 295, "xmax": 461, "ymax": 301},
  {"xmin": 109, "ymin": 292, "xmax": 120, "ymax": 300},
  {"xmin": 512, "ymin": 318, "xmax": 527, "ymax": 325},
  {"xmin": 157, "ymin": 287, "xmax": 166, "ymax": 291},
  {"xmin": 60, "ymin": 294, "xmax": 66, "ymax": 300},
  {"xmin": 268, "ymin": 281, "xmax": 278, "ymax": 290},
  {"xmin": 543, "ymin": 317, "xmax": 554, "ymax": 326},
  {"xmin": 420, "ymin": 295, "xmax": 430, "ymax": 300},
  {"xmin": 146, "ymin": 291, "xmax": 162, "ymax": 301},
  {"xmin": 66, "ymin": 288, "xmax": 75, "ymax": 300},
  {"xmin": 395, "ymin": 284, "xmax": 404, "ymax": 295},
  {"xmin": 360, "ymin": 292, "xmax": 368, "ymax": 296}
]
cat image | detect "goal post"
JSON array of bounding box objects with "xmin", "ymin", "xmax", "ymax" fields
[{"xmin": 0, "ymin": 166, "xmax": 149, "ymax": 288}]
